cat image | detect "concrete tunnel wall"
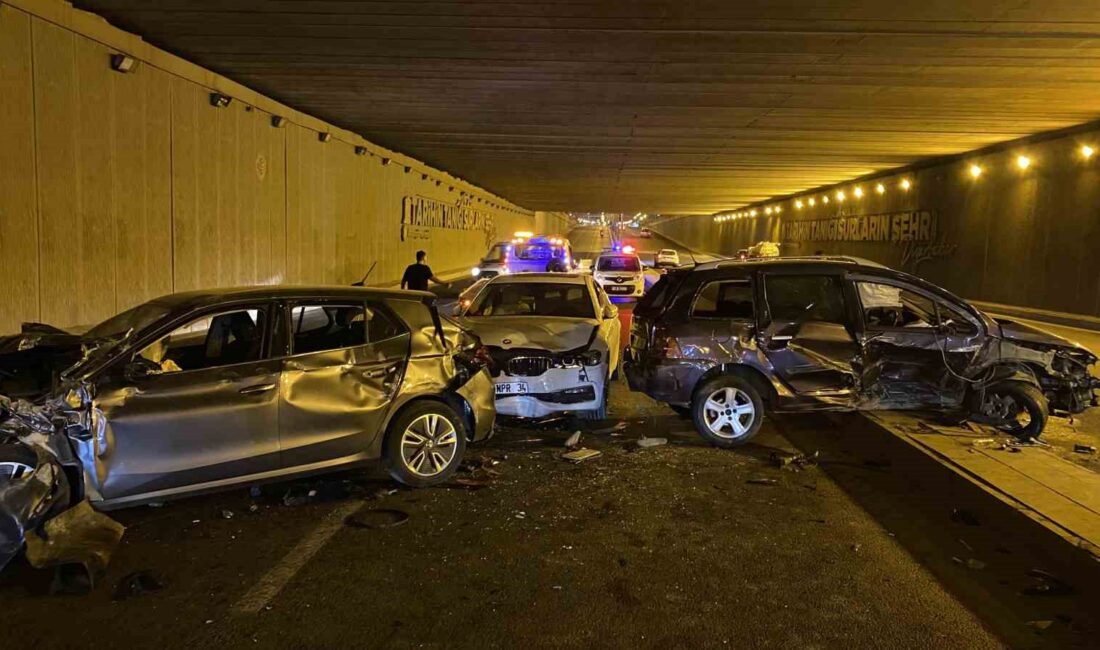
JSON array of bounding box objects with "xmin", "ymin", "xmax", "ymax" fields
[
  {"xmin": 654, "ymin": 126, "xmax": 1100, "ymax": 318},
  {"xmin": 0, "ymin": 0, "xmax": 536, "ymax": 333}
]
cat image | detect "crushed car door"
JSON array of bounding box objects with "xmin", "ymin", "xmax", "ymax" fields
[
  {"xmin": 278, "ymin": 301, "xmax": 410, "ymax": 468},
  {"xmin": 758, "ymin": 273, "xmax": 860, "ymax": 396},
  {"xmin": 852, "ymin": 277, "xmax": 983, "ymax": 409},
  {"xmin": 92, "ymin": 304, "xmax": 280, "ymax": 502}
]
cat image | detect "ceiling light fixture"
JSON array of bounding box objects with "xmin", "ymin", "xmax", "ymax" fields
[
  {"xmin": 968, "ymin": 164, "xmax": 982, "ymax": 178},
  {"xmin": 1016, "ymin": 155, "xmax": 1031, "ymax": 170}
]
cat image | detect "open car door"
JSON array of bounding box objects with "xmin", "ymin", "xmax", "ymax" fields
[{"xmin": 757, "ymin": 273, "xmax": 861, "ymax": 401}]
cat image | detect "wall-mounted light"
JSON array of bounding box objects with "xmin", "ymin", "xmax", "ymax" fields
[
  {"xmin": 354, "ymin": 146, "xmax": 368, "ymax": 156},
  {"xmin": 835, "ymin": 190, "xmax": 846, "ymax": 202},
  {"xmin": 968, "ymin": 164, "xmax": 982, "ymax": 178},
  {"xmin": 822, "ymin": 195, "xmax": 830, "ymax": 204},
  {"xmin": 110, "ymin": 53, "xmax": 137, "ymax": 73},
  {"xmin": 318, "ymin": 132, "xmax": 332, "ymax": 143},
  {"xmin": 853, "ymin": 186, "xmax": 863, "ymax": 198},
  {"xmin": 1016, "ymin": 155, "xmax": 1031, "ymax": 170},
  {"xmin": 209, "ymin": 92, "xmax": 232, "ymax": 108},
  {"xmin": 749, "ymin": 209, "xmax": 757, "ymax": 217},
  {"xmin": 795, "ymin": 200, "xmax": 804, "ymax": 210},
  {"xmin": 808, "ymin": 197, "xmax": 816, "ymax": 206},
  {"xmin": 381, "ymin": 157, "xmax": 391, "ymax": 166},
  {"xmin": 271, "ymin": 115, "xmax": 287, "ymax": 128},
  {"xmin": 899, "ymin": 178, "xmax": 912, "ymax": 191},
  {"xmin": 1081, "ymin": 145, "xmax": 1095, "ymax": 160},
  {"xmin": 765, "ymin": 207, "xmax": 773, "ymax": 215},
  {"xmin": 875, "ymin": 183, "xmax": 886, "ymax": 195},
  {"xmin": 774, "ymin": 206, "xmax": 782, "ymax": 214}
]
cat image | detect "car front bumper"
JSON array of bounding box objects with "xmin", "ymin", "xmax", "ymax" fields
[{"xmin": 493, "ymin": 366, "xmax": 605, "ymax": 417}]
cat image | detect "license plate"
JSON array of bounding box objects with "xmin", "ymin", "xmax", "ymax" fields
[
  {"xmin": 607, "ymin": 285, "xmax": 633, "ymax": 294},
  {"xmin": 495, "ymin": 382, "xmax": 529, "ymax": 395}
]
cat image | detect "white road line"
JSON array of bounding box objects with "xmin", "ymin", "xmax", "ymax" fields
[{"xmin": 233, "ymin": 500, "xmax": 365, "ymax": 615}]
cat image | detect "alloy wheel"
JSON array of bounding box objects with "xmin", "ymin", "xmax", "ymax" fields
[
  {"xmin": 400, "ymin": 413, "xmax": 459, "ymax": 477},
  {"xmin": 702, "ymin": 387, "xmax": 756, "ymax": 439}
]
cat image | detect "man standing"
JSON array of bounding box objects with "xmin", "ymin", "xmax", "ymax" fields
[{"xmin": 401, "ymin": 250, "xmax": 448, "ymax": 291}]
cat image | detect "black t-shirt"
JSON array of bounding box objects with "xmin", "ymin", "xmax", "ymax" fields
[{"xmin": 402, "ymin": 263, "xmax": 433, "ymax": 291}]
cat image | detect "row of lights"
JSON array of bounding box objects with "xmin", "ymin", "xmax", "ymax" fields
[
  {"xmin": 966, "ymin": 146, "xmax": 1094, "ymax": 178},
  {"xmin": 112, "ymin": 51, "xmax": 525, "ymax": 214},
  {"xmin": 725, "ymin": 144, "xmax": 1097, "ymax": 223},
  {"xmin": 714, "ymin": 205, "xmax": 783, "ymax": 222}
]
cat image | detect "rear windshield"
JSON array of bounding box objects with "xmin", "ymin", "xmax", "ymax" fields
[
  {"xmin": 513, "ymin": 243, "xmax": 564, "ymax": 260},
  {"xmin": 597, "ymin": 256, "xmax": 641, "ymax": 272},
  {"xmin": 468, "ymin": 282, "xmax": 595, "ymax": 319},
  {"xmin": 635, "ymin": 270, "xmax": 684, "ymax": 315}
]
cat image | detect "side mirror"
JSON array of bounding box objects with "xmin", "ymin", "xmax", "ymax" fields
[
  {"xmin": 125, "ymin": 357, "xmax": 161, "ymax": 381},
  {"xmin": 603, "ymin": 304, "xmax": 617, "ymax": 320}
]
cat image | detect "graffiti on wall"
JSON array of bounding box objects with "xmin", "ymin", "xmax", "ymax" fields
[
  {"xmin": 402, "ymin": 195, "xmax": 497, "ymax": 246},
  {"xmin": 780, "ymin": 210, "xmax": 936, "ymax": 243},
  {"xmin": 779, "ymin": 209, "xmax": 957, "ymax": 273}
]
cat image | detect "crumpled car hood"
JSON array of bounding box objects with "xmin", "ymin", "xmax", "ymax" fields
[
  {"xmin": 457, "ymin": 316, "xmax": 603, "ymax": 352},
  {"xmin": 996, "ymin": 318, "xmax": 1093, "ymax": 355}
]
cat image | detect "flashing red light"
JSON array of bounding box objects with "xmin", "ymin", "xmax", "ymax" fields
[{"xmin": 622, "ymin": 245, "xmax": 636, "ymax": 254}]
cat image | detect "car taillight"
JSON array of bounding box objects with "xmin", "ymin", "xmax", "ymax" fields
[{"xmin": 651, "ymin": 326, "xmax": 682, "ymax": 358}]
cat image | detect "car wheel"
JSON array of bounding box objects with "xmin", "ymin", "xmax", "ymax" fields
[
  {"xmin": 691, "ymin": 375, "xmax": 764, "ymax": 448},
  {"xmin": 0, "ymin": 443, "xmax": 37, "ymax": 480},
  {"xmin": 579, "ymin": 370, "xmax": 610, "ymax": 421},
  {"xmin": 384, "ymin": 401, "xmax": 467, "ymax": 487},
  {"xmin": 975, "ymin": 381, "xmax": 1048, "ymax": 440}
]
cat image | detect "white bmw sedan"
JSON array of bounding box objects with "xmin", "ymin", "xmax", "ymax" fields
[{"xmin": 455, "ymin": 274, "xmax": 620, "ymax": 420}]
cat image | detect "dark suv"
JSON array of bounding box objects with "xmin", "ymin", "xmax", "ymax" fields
[{"xmin": 625, "ymin": 257, "xmax": 1099, "ymax": 447}]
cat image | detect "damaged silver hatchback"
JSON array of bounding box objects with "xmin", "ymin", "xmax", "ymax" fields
[
  {"xmin": 1, "ymin": 286, "xmax": 494, "ymax": 572},
  {"xmin": 625, "ymin": 257, "xmax": 1100, "ymax": 447}
]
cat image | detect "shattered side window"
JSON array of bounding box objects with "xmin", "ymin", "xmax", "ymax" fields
[
  {"xmin": 764, "ymin": 275, "xmax": 846, "ymax": 323},
  {"xmin": 138, "ymin": 308, "xmax": 267, "ymax": 372},
  {"xmin": 692, "ymin": 281, "xmax": 754, "ymax": 320},
  {"xmin": 291, "ymin": 305, "xmax": 368, "ymax": 354},
  {"xmin": 856, "ymin": 282, "xmax": 937, "ymax": 329}
]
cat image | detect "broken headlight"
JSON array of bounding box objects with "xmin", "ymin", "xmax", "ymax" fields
[{"xmin": 555, "ymin": 350, "xmax": 602, "ymax": 369}]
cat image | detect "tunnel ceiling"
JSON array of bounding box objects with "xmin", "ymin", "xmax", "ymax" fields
[{"xmin": 77, "ymin": 1, "xmax": 1100, "ymax": 215}]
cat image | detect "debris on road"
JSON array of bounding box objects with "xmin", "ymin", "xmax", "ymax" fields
[
  {"xmin": 1073, "ymin": 444, "xmax": 1097, "ymax": 454},
  {"xmin": 23, "ymin": 501, "xmax": 125, "ymax": 592},
  {"xmin": 746, "ymin": 478, "xmax": 778, "ymax": 486},
  {"xmin": 770, "ymin": 451, "xmax": 818, "ymax": 471},
  {"xmin": 344, "ymin": 508, "xmax": 410, "ymax": 529},
  {"xmin": 220, "ymin": 509, "xmax": 234, "ymax": 520},
  {"xmin": 562, "ymin": 448, "xmax": 601, "ymax": 463},
  {"xmin": 592, "ymin": 421, "xmax": 629, "ymax": 435},
  {"xmin": 564, "ymin": 431, "xmax": 582, "ymax": 448},
  {"xmin": 454, "ymin": 476, "xmax": 493, "ymax": 490},
  {"xmin": 850, "ymin": 544, "xmax": 862, "ymax": 552},
  {"xmin": 1022, "ymin": 569, "xmax": 1075, "ymax": 597},
  {"xmin": 636, "ymin": 437, "xmax": 667, "ymax": 449},
  {"xmin": 1026, "ymin": 620, "xmax": 1054, "ymax": 632},
  {"xmin": 950, "ymin": 508, "xmax": 981, "ymax": 527},
  {"xmin": 113, "ymin": 570, "xmax": 165, "ymax": 600}
]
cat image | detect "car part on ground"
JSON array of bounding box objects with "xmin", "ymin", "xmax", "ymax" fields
[{"xmin": 625, "ymin": 257, "xmax": 1099, "ymax": 445}]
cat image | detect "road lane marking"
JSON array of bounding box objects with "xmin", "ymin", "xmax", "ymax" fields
[{"xmin": 233, "ymin": 500, "xmax": 365, "ymax": 615}]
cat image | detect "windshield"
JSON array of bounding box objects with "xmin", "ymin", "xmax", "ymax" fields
[
  {"xmin": 513, "ymin": 243, "xmax": 564, "ymax": 260},
  {"xmin": 84, "ymin": 301, "xmax": 173, "ymax": 341},
  {"xmin": 597, "ymin": 256, "xmax": 641, "ymax": 272},
  {"xmin": 467, "ymin": 282, "xmax": 595, "ymax": 319},
  {"xmin": 483, "ymin": 243, "xmax": 508, "ymax": 262}
]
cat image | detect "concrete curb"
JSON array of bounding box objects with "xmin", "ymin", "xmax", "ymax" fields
[
  {"xmin": 852, "ymin": 411, "xmax": 1100, "ymax": 580},
  {"xmin": 970, "ymin": 300, "xmax": 1100, "ymax": 333}
]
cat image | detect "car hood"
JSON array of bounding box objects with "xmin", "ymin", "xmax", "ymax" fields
[
  {"xmin": 457, "ymin": 316, "xmax": 603, "ymax": 352},
  {"xmin": 995, "ymin": 318, "xmax": 1091, "ymax": 354}
]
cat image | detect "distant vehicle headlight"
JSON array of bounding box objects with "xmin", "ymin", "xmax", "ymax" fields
[{"xmin": 471, "ymin": 267, "xmax": 481, "ymax": 277}]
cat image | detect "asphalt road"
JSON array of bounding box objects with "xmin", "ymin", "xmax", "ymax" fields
[{"xmin": 4, "ymin": 228, "xmax": 1094, "ymax": 648}]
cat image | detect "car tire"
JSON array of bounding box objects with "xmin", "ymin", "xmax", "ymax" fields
[
  {"xmin": 691, "ymin": 375, "xmax": 764, "ymax": 448},
  {"xmin": 976, "ymin": 381, "xmax": 1049, "ymax": 440},
  {"xmin": 0, "ymin": 442, "xmax": 38, "ymax": 480},
  {"xmin": 579, "ymin": 370, "xmax": 610, "ymax": 421},
  {"xmin": 384, "ymin": 401, "xmax": 467, "ymax": 487}
]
